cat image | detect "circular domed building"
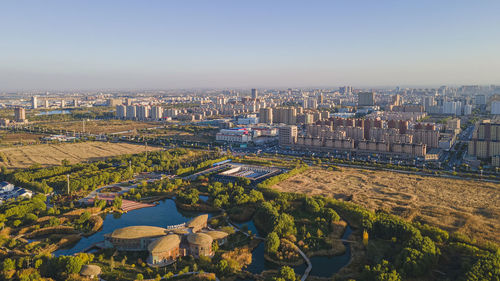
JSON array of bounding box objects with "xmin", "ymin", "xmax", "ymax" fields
[
  {"xmin": 187, "ymin": 233, "xmax": 213, "ymax": 257},
  {"xmin": 204, "ymin": 230, "xmax": 229, "ymax": 245},
  {"xmin": 147, "ymin": 234, "xmax": 182, "ymax": 265},
  {"xmin": 104, "ymin": 226, "xmax": 167, "ymax": 251},
  {"xmin": 80, "ymin": 264, "xmax": 101, "ymax": 279}
]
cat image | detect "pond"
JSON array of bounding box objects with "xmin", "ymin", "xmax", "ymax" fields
[
  {"xmin": 234, "ymin": 220, "xmax": 263, "ymax": 237},
  {"xmin": 245, "ymin": 225, "xmax": 352, "ymax": 278},
  {"xmin": 53, "ymin": 199, "xmax": 213, "ymax": 256},
  {"xmin": 36, "ymin": 110, "xmax": 72, "ymax": 116},
  {"xmin": 199, "ymin": 195, "xmax": 209, "ymax": 202}
]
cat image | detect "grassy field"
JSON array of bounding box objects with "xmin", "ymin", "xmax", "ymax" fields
[
  {"xmin": 272, "ymin": 167, "xmax": 500, "ymax": 244},
  {"xmin": 0, "ymin": 132, "xmax": 44, "ymax": 146},
  {"xmin": 34, "ymin": 120, "xmax": 158, "ymax": 134},
  {"xmin": 0, "ymin": 141, "xmax": 160, "ymax": 168}
]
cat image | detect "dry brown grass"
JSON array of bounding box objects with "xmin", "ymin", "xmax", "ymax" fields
[
  {"xmin": 0, "ymin": 141, "xmax": 159, "ymax": 168},
  {"xmin": 273, "ymin": 167, "xmax": 500, "ymax": 244},
  {"xmin": 0, "ymin": 132, "xmax": 44, "ymax": 146},
  {"xmin": 34, "ymin": 119, "xmax": 157, "ymax": 134}
]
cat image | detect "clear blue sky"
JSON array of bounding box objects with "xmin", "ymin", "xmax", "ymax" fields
[{"xmin": 1, "ymin": 0, "xmax": 499, "ymax": 90}]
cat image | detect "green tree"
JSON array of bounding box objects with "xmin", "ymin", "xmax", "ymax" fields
[
  {"xmin": 278, "ymin": 266, "xmax": 296, "ymax": 281},
  {"xmin": 361, "ymin": 260, "xmax": 401, "ymax": 281},
  {"xmin": 113, "ymin": 196, "xmax": 122, "ymax": 209},
  {"xmin": 274, "ymin": 213, "xmax": 296, "ymax": 237},
  {"xmin": 2, "ymin": 258, "xmax": 15, "ymax": 271},
  {"xmin": 265, "ymin": 232, "xmax": 280, "ymax": 255},
  {"xmin": 463, "ymin": 253, "xmax": 500, "ymax": 281},
  {"xmin": 216, "ymin": 259, "xmax": 229, "ymax": 275}
]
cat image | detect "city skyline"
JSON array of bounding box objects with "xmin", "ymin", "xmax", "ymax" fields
[{"xmin": 1, "ymin": 0, "xmax": 500, "ymax": 91}]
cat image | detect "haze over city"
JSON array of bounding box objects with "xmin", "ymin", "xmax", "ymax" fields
[
  {"xmin": 0, "ymin": 1, "xmax": 499, "ymax": 281},
  {"xmin": 1, "ymin": 0, "xmax": 500, "ymax": 90}
]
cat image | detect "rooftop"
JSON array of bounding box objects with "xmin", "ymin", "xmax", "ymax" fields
[
  {"xmin": 148, "ymin": 234, "xmax": 181, "ymax": 253},
  {"xmin": 186, "ymin": 214, "xmax": 208, "ymax": 229},
  {"xmin": 204, "ymin": 230, "xmax": 229, "ymax": 240},
  {"xmin": 187, "ymin": 233, "xmax": 213, "ymax": 245},
  {"xmin": 109, "ymin": 226, "xmax": 167, "ymax": 239},
  {"xmin": 80, "ymin": 265, "xmax": 101, "ymax": 276}
]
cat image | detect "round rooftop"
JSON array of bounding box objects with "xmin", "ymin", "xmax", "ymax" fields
[
  {"xmin": 205, "ymin": 230, "xmax": 229, "ymax": 240},
  {"xmin": 80, "ymin": 264, "xmax": 101, "ymax": 276},
  {"xmin": 187, "ymin": 232, "xmax": 213, "ymax": 245},
  {"xmin": 148, "ymin": 234, "xmax": 181, "ymax": 253},
  {"xmin": 187, "ymin": 214, "xmax": 208, "ymax": 229},
  {"xmin": 109, "ymin": 226, "xmax": 167, "ymax": 239}
]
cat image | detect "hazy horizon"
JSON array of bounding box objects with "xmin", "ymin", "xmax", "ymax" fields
[{"xmin": 1, "ymin": 0, "xmax": 500, "ymax": 91}]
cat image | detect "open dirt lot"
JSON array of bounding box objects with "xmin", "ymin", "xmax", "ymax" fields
[
  {"xmin": 273, "ymin": 167, "xmax": 500, "ymax": 244},
  {"xmin": 0, "ymin": 141, "xmax": 160, "ymax": 168}
]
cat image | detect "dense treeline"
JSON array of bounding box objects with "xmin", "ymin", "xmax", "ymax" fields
[
  {"xmin": 207, "ymin": 182, "xmax": 264, "ymax": 208},
  {"xmin": 2, "ymin": 252, "xmax": 95, "ymax": 280},
  {"xmin": 1, "ymin": 148, "xmax": 221, "ymax": 194}
]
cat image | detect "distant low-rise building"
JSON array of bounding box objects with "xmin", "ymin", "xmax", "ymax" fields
[
  {"xmin": 216, "ymin": 128, "xmax": 252, "ymax": 143},
  {"xmin": 0, "ymin": 182, "xmax": 33, "ymax": 204}
]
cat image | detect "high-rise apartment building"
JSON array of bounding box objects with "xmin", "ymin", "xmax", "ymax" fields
[
  {"xmin": 424, "ymin": 96, "xmax": 436, "ymax": 109},
  {"xmin": 116, "ymin": 105, "xmax": 127, "ymax": 118},
  {"xmin": 491, "ymin": 101, "xmax": 500, "ymax": 115},
  {"xmin": 443, "ymin": 101, "xmax": 462, "ymax": 115},
  {"xmin": 468, "ymin": 120, "xmax": 500, "ymax": 166},
  {"xmin": 358, "ymin": 92, "xmax": 375, "ymax": 106},
  {"xmin": 278, "ymin": 125, "xmax": 297, "ymax": 146},
  {"xmin": 307, "ymin": 98, "xmax": 318, "ymax": 109},
  {"xmin": 136, "ymin": 105, "xmax": 150, "ymax": 120},
  {"xmin": 259, "ymin": 108, "xmax": 273, "ymax": 124},
  {"xmin": 339, "ymin": 86, "xmax": 353, "ymax": 94},
  {"xmin": 126, "ymin": 105, "xmax": 137, "ymax": 119},
  {"xmin": 392, "ymin": 94, "xmax": 401, "ymax": 106},
  {"xmin": 31, "ymin": 96, "xmax": 38, "ymax": 109},
  {"xmin": 107, "ymin": 98, "xmax": 122, "ymax": 107},
  {"xmin": 14, "ymin": 107, "xmax": 26, "ymax": 122},
  {"xmin": 474, "ymin": 95, "xmax": 486, "ymax": 105},
  {"xmin": 274, "ymin": 107, "xmax": 297, "ymax": 125},
  {"xmin": 251, "ymin": 88, "xmax": 258, "ymax": 99},
  {"xmin": 151, "ymin": 106, "xmax": 163, "ymax": 120},
  {"xmin": 318, "ymin": 93, "xmax": 324, "ymax": 104}
]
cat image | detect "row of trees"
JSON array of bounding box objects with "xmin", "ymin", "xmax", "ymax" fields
[
  {"xmin": 2, "ymin": 148, "xmax": 220, "ymax": 195},
  {"xmin": 207, "ymin": 182, "xmax": 264, "ymax": 208},
  {"xmin": 2, "ymin": 252, "xmax": 94, "ymax": 280}
]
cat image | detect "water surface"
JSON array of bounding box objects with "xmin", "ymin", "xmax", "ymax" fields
[{"xmin": 54, "ymin": 199, "xmax": 211, "ymax": 256}]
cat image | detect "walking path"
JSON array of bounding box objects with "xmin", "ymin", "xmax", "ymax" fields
[{"xmin": 287, "ymin": 243, "xmax": 312, "ymax": 281}]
